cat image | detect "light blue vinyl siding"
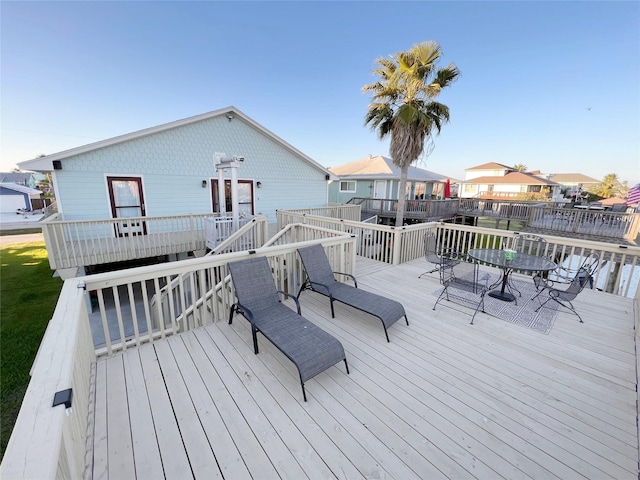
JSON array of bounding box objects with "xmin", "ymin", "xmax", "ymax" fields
[
  {"xmin": 53, "ymin": 115, "xmax": 327, "ymax": 223},
  {"xmin": 328, "ymin": 180, "xmax": 374, "ymax": 203}
]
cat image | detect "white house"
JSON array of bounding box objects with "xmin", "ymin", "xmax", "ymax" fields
[
  {"xmin": 461, "ymin": 162, "xmax": 560, "ymax": 199},
  {"xmin": 0, "ymin": 183, "xmax": 42, "ymax": 213}
]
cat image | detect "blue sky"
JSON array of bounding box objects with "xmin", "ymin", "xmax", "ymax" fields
[{"xmin": 2, "ymin": 1, "xmax": 639, "ymax": 184}]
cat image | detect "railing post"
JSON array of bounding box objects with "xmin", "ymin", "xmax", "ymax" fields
[{"xmin": 391, "ymin": 227, "xmax": 402, "ymax": 266}]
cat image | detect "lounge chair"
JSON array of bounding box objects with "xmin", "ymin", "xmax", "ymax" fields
[
  {"xmin": 296, "ymin": 244, "xmax": 408, "ymax": 342},
  {"xmin": 227, "ymin": 256, "xmax": 349, "ymax": 401}
]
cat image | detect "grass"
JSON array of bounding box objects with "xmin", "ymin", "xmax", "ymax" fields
[
  {"xmin": 0, "ymin": 241, "xmax": 62, "ymax": 460},
  {"xmin": 0, "ymin": 228, "xmax": 42, "ymax": 236}
]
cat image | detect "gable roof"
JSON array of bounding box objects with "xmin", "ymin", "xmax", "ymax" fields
[
  {"xmin": 0, "ymin": 183, "xmax": 42, "ymax": 195},
  {"xmin": 17, "ymin": 106, "xmax": 333, "ymax": 177},
  {"xmin": 0, "ymin": 172, "xmax": 34, "ymax": 183},
  {"xmin": 544, "ymin": 173, "xmax": 600, "ymax": 184},
  {"xmin": 330, "ymin": 156, "xmax": 457, "ymax": 183},
  {"xmin": 465, "ymin": 162, "xmax": 513, "ymax": 171},
  {"xmin": 464, "ymin": 171, "xmax": 558, "ymax": 186}
]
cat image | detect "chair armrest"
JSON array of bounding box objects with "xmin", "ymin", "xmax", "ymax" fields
[
  {"xmin": 309, "ymin": 280, "xmax": 333, "ymax": 296},
  {"xmin": 277, "ymin": 290, "xmax": 301, "ymax": 314},
  {"xmin": 234, "ymin": 302, "xmax": 255, "ymax": 325},
  {"xmin": 333, "ymin": 271, "xmax": 358, "ymax": 288}
]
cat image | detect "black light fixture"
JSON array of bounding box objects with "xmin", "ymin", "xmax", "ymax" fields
[
  {"xmin": 256, "ymin": 181, "xmax": 262, "ymax": 188},
  {"xmin": 202, "ymin": 180, "xmax": 207, "ymax": 188}
]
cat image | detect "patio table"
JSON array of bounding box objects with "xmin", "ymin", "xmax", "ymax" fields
[{"xmin": 468, "ymin": 248, "xmax": 557, "ymax": 302}]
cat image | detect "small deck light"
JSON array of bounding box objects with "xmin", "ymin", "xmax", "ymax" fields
[{"xmin": 202, "ymin": 180, "xmax": 207, "ymax": 188}]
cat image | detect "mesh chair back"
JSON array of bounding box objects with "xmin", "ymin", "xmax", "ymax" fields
[
  {"xmin": 227, "ymin": 256, "xmax": 281, "ymax": 313},
  {"xmin": 580, "ymin": 253, "xmax": 600, "ymax": 277},
  {"xmin": 424, "ymin": 232, "xmax": 442, "ymax": 264},
  {"xmin": 514, "ymin": 234, "xmax": 547, "ymax": 257},
  {"xmin": 554, "ymin": 267, "xmax": 593, "ymax": 302},
  {"xmin": 297, "ymin": 244, "xmax": 338, "ymax": 286}
]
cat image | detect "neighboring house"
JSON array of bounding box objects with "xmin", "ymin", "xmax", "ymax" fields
[
  {"xmin": 0, "ymin": 172, "xmax": 41, "ymax": 189},
  {"xmin": 18, "ymin": 106, "xmax": 332, "ymax": 225},
  {"xmin": 461, "ymin": 162, "xmax": 561, "ymax": 199},
  {"xmin": 328, "ymin": 155, "xmax": 455, "ymax": 204},
  {"xmin": 0, "ymin": 183, "xmax": 42, "ymax": 213},
  {"xmin": 537, "ymin": 173, "xmax": 600, "ymax": 197}
]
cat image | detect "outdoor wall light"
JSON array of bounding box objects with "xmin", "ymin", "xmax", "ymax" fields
[
  {"xmin": 202, "ymin": 180, "xmax": 207, "ymax": 188},
  {"xmin": 256, "ymin": 181, "xmax": 262, "ymax": 188}
]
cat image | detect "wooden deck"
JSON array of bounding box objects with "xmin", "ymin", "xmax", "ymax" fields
[{"xmin": 90, "ymin": 257, "xmax": 638, "ymax": 479}]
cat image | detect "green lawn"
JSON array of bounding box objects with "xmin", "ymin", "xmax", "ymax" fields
[{"xmin": 0, "ymin": 241, "xmax": 62, "ymax": 460}]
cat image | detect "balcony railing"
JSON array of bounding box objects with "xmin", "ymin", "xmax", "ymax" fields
[
  {"xmin": 277, "ymin": 210, "xmax": 640, "ymax": 298},
  {"xmin": 350, "ymin": 197, "xmax": 460, "ymax": 220},
  {"xmin": 38, "ymin": 201, "xmax": 639, "ymax": 276},
  {"xmin": 2, "ymin": 219, "xmax": 640, "ymax": 478},
  {"xmin": 0, "ymin": 226, "xmax": 357, "ymax": 478},
  {"xmin": 41, "ymin": 213, "xmax": 214, "ymax": 271}
]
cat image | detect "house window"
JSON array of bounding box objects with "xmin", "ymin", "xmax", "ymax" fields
[
  {"xmin": 339, "ymin": 181, "xmax": 356, "ymax": 193},
  {"xmin": 464, "ymin": 184, "xmax": 475, "ymax": 193},
  {"xmin": 106, "ymin": 176, "xmax": 146, "ymax": 237}
]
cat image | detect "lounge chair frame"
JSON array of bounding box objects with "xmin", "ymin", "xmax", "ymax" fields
[
  {"xmin": 296, "ymin": 244, "xmax": 408, "ymax": 342},
  {"xmin": 228, "ymin": 255, "xmax": 349, "ymax": 401}
]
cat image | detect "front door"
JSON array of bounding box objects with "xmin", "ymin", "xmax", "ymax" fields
[
  {"xmin": 107, "ymin": 176, "xmax": 146, "ymax": 236},
  {"xmin": 372, "ymin": 180, "xmax": 387, "ymax": 210},
  {"xmin": 211, "ymin": 180, "xmax": 255, "ymax": 216}
]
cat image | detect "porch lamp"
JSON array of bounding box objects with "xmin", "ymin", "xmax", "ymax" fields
[
  {"xmin": 213, "ymin": 152, "xmax": 245, "ymax": 231},
  {"xmin": 202, "ymin": 180, "xmax": 207, "ymax": 188}
]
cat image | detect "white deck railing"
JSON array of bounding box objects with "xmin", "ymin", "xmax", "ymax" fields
[
  {"xmin": 277, "ymin": 211, "xmax": 640, "ymax": 298},
  {"xmin": 206, "ymin": 215, "xmax": 269, "ymax": 255},
  {"xmin": 41, "ymin": 213, "xmax": 213, "ymax": 270},
  {"xmin": 0, "ymin": 280, "xmax": 95, "ymax": 479},
  {"xmin": 280, "ymin": 204, "xmax": 361, "ymax": 221},
  {"xmin": 4, "ymin": 218, "xmax": 640, "ymax": 477},
  {"xmin": 0, "ymin": 228, "xmax": 356, "ymax": 478},
  {"xmin": 85, "ymin": 228, "xmax": 356, "ymax": 356}
]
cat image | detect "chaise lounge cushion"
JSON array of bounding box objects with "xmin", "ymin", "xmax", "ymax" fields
[
  {"xmin": 227, "ymin": 256, "xmax": 348, "ymax": 399},
  {"xmin": 297, "ymin": 244, "xmax": 408, "ymax": 341}
]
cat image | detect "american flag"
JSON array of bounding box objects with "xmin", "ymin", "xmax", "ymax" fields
[{"xmin": 626, "ymin": 183, "xmax": 640, "ymax": 205}]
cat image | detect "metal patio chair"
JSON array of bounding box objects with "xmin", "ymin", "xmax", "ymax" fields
[
  {"xmin": 532, "ymin": 253, "xmax": 599, "ymax": 323},
  {"xmin": 297, "ymin": 244, "xmax": 408, "ymax": 342},
  {"xmin": 432, "ymin": 253, "xmax": 492, "ymax": 325},
  {"xmin": 228, "ymin": 255, "xmax": 349, "ymax": 401},
  {"xmin": 533, "ymin": 267, "xmax": 594, "ymax": 323},
  {"xmin": 418, "ymin": 231, "xmax": 459, "ymax": 278}
]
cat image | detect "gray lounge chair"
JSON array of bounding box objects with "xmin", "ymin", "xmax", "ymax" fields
[
  {"xmin": 228, "ymin": 256, "xmax": 349, "ymax": 401},
  {"xmin": 296, "ymin": 244, "xmax": 408, "ymax": 342}
]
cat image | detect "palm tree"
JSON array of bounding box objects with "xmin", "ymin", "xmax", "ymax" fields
[
  {"xmin": 588, "ymin": 173, "xmax": 628, "ymax": 198},
  {"xmin": 513, "ymin": 164, "xmax": 527, "ymax": 172},
  {"xmin": 363, "ymin": 41, "xmax": 459, "ymax": 226}
]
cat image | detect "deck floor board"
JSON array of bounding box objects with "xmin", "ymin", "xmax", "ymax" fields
[{"xmin": 92, "ymin": 258, "xmax": 639, "ymax": 479}]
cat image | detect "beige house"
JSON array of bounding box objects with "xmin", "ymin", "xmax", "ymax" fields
[{"xmin": 461, "ymin": 162, "xmax": 560, "ymax": 199}]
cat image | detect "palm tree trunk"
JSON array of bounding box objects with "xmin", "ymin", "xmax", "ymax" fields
[{"xmin": 395, "ymin": 165, "xmax": 409, "ymax": 227}]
